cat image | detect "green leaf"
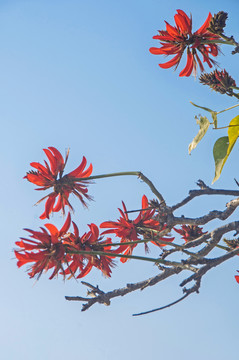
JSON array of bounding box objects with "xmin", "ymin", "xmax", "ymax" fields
[
  {"xmin": 212, "ymin": 136, "xmax": 229, "ymax": 184},
  {"xmin": 212, "ymin": 115, "xmax": 239, "ymax": 183},
  {"xmin": 227, "ymin": 115, "xmax": 239, "ymax": 154},
  {"xmin": 190, "ymin": 102, "xmax": 218, "ymax": 128},
  {"xmin": 188, "ymin": 115, "xmax": 210, "ymax": 154}
]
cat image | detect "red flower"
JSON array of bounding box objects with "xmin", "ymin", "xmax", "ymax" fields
[
  {"xmin": 149, "ymin": 10, "xmax": 220, "ymax": 76},
  {"xmin": 15, "ymin": 214, "xmax": 114, "ymax": 279},
  {"xmin": 15, "ymin": 213, "xmax": 72, "ymax": 279},
  {"xmin": 100, "ymin": 195, "xmax": 174, "ymax": 262},
  {"xmin": 63, "ymin": 222, "xmax": 115, "ymax": 278},
  {"xmin": 24, "ymin": 147, "xmax": 93, "ymax": 219},
  {"xmin": 174, "ymin": 225, "xmax": 207, "ymax": 242}
]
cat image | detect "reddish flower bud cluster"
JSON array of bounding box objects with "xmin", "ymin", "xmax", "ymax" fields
[
  {"xmin": 24, "ymin": 147, "xmax": 93, "ymax": 219},
  {"xmin": 149, "ymin": 9, "xmax": 220, "ymax": 76},
  {"xmin": 207, "ymin": 11, "xmax": 228, "ymax": 35},
  {"xmin": 199, "ymin": 69, "xmax": 236, "ymax": 96},
  {"xmin": 174, "ymin": 225, "xmax": 207, "ymax": 242}
]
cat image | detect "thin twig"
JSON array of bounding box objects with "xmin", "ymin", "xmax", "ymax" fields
[
  {"xmin": 73, "ymin": 171, "xmax": 165, "ymax": 203},
  {"xmin": 172, "ymin": 182, "xmax": 239, "ymax": 211},
  {"xmin": 132, "ymin": 293, "xmax": 189, "ymax": 316}
]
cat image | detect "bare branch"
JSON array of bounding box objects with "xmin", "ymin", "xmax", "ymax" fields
[
  {"xmin": 171, "ymin": 180, "xmax": 239, "ymax": 211},
  {"xmin": 64, "ymin": 178, "xmax": 239, "ymax": 313},
  {"xmin": 133, "ymin": 279, "xmax": 201, "ymax": 316},
  {"xmin": 65, "ymin": 267, "xmax": 182, "ymax": 311},
  {"xmin": 172, "ymin": 198, "xmax": 239, "ymax": 226},
  {"xmin": 181, "ymin": 247, "xmax": 239, "ymax": 288}
]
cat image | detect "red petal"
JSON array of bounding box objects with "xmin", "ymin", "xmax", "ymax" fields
[
  {"xmin": 76, "ymin": 262, "xmax": 93, "ymax": 278},
  {"xmin": 67, "ymin": 157, "xmax": 86, "ymax": 177},
  {"xmin": 44, "ymin": 223, "xmax": 59, "ymax": 237},
  {"xmin": 53, "ymin": 195, "xmax": 63, "ymax": 212},
  {"xmin": 48, "ymin": 147, "xmax": 65, "ymax": 173},
  {"xmin": 80, "ymin": 163, "xmax": 93, "ymax": 178},
  {"xmin": 179, "ymin": 50, "xmax": 194, "ymax": 77},
  {"xmin": 165, "ymin": 21, "xmax": 180, "ymax": 38},
  {"xmin": 88, "ymin": 223, "xmax": 99, "ymax": 242},
  {"xmin": 176, "ymin": 10, "xmax": 192, "ymax": 33},
  {"xmin": 141, "ymin": 195, "xmax": 148, "ymax": 211},
  {"xmin": 149, "ymin": 45, "xmax": 179, "ymax": 55},
  {"xmin": 60, "ymin": 212, "xmax": 71, "ymax": 234},
  {"xmin": 195, "ymin": 13, "xmax": 212, "ymax": 35},
  {"xmin": 30, "ymin": 162, "xmax": 51, "ymax": 178},
  {"xmin": 159, "ymin": 53, "xmax": 182, "ymax": 69},
  {"xmin": 40, "ymin": 194, "xmax": 57, "ymax": 219},
  {"xmin": 72, "ymin": 221, "xmax": 79, "ymax": 238},
  {"xmin": 174, "ymin": 14, "xmax": 189, "ymax": 34}
]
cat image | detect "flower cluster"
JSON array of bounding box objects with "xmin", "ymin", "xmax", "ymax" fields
[
  {"xmin": 207, "ymin": 11, "xmax": 228, "ymax": 35},
  {"xmin": 174, "ymin": 225, "xmax": 207, "ymax": 242},
  {"xmin": 100, "ymin": 195, "xmax": 174, "ymax": 262},
  {"xmin": 199, "ymin": 69, "xmax": 236, "ymax": 96},
  {"xmin": 24, "ymin": 147, "xmax": 93, "ymax": 219},
  {"xmin": 149, "ymin": 9, "xmax": 220, "ymax": 76},
  {"xmin": 18, "ymin": 147, "xmax": 177, "ymax": 279},
  {"xmin": 63, "ymin": 221, "xmax": 114, "ymax": 278},
  {"xmin": 17, "ymin": 10, "xmax": 238, "ymax": 286},
  {"xmin": 15, "ymin": 214, "xmax": 115, "ymax": 279}
]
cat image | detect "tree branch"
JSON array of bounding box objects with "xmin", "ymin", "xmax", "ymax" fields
[{"xmin": 65, "ymin": 179, "xmax": 239, "ymax": 313}]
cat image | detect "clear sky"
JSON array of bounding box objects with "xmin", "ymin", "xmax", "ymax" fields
[{"xmin": 1, "ymin": 1, "xmax": 239, "ymax": 359}]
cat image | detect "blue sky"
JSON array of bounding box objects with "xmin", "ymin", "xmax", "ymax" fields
[{"xmin": 1, "ymin": 1, "xmax": 239, "ymax": 359}]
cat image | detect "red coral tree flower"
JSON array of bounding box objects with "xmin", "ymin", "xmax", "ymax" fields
[
  {"xmin": 63, "ymin": 222, "xmax": 115, "ymax": 278},
  {"xmin": 149, "ymin": 9, "xmax": 220, "ymax": 77},
  {"xmin": 174, "ymin": 224, "xmax": 207, "ymax": 242},
  {"xmin": 24, "ymin": 147, "xmax": 93, "ymax": 219},
  {"xmin": 15, "ymin": 213, "xmax": 72, "ymax": 279},
  {"xmin": 100, "ymin": 195, "xmax": 174, "ymax": 262}
]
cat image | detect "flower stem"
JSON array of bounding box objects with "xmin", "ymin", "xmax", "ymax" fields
[
  {"xmin": 218, "ymin": 33, "xmax": 239, "ymax": 48},
  {"xmin": 67, "ymin": 249, "xmax": 192, "ymax": 269},
  {"xmin": 68, "ymin": 249, "xmax": 164, "ymax": 264},
  {"xmin": 216, "ymin": 103, "xmax": 239, "ymax": 114},
  {"xmin": 201, "ymin": 37, "xmax": 238, "ymax": 47},
  {"xmin": 74, "ymin": 171, "xmax": 165, "ymax": 203},
  {"xmin": 232, "ymin": 92, "xmax": 239, "ymax": 100}
]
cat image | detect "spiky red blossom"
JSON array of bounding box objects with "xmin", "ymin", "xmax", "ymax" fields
[
  {"xmin": 24, "ymin": 147, "xmax": 93, "ymax": 219},
  {"xmin": 15, "ymin": 213, "xmax": 72, "ymax": 279},
  {"xmin": 15, "ymin": 214, "xmax": 114, "ymax": 279},
  {"xmin": 149, "ymin": 9, "xmax": 220, "ymax": 77},
  {"xmin": 100, "ymin": 195, "xmax": 174, "ymax": 262},
  {"xmin": 174, "ymin": 225, "xmax": 207, "ymax": 242},
  {"xmin": 63, "ymin": 222, "xmax": 114, "ymax": 278}
]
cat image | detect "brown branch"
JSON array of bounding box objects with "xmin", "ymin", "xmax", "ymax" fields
[
  {"xmin": 65, "ymin": 267, "xmax": 183, "ymax": 311},
  {"xmin": 172, "ymin": 198, "xmax": 239, "ymax": 226},
  {"xmin": 180, "ymin": 247, "xmax": 239, "ymax": 288},
  {"xmin": 196, "ymin": 221, "xmax": 239, "ymax": 257},
  {"xmin": 133, "ymin": 279, "xmax": 201, "ymax": 316},
  {"xmin": 65, "ymin": 177, "xmax": 239, "ymax": 313},
  {"xmin": 171, "ymin": 180, "xmax": 239, "ymax": 211}
]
